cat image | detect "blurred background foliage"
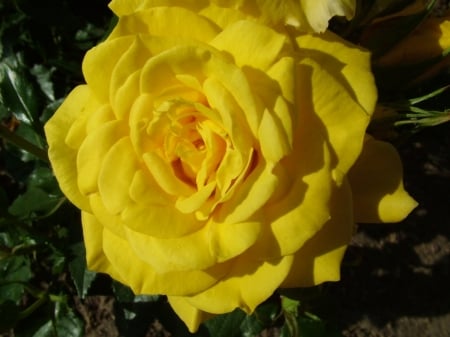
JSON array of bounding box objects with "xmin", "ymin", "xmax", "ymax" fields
[{"xmin": 0, "ymin": 0, "xmax": 449, "ymax": 336}]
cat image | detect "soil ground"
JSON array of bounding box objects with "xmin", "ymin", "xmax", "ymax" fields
[{"xmin": 331, "ymin": 122, "xmax": 450, "ymax": 337}]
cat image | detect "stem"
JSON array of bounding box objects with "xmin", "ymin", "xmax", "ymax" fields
[
  {"xmin": 18, "ymin": 295, "xmax": 48, "ymax": 320},
  {"xmin": 0, "ymin": 123, "xmax": 49, "ymax": 162}
]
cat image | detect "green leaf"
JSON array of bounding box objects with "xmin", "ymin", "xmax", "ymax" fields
[
  {"xmin": 112, "ymin": 280, "xmax": 135, "ymax": 303},
  {"xmin": 240, "ymin": 315, "xmax": 265, "ymax": 337},
  {"xmin": 281, "ymin": 296, "xmax": 300, "ymax": 316},
  {"xmin": 204, "ymin": 309, "xmax": 247, "ymax": 337},
  {"xmin": 52, "ymin": 302, "xmax": 84, "ymax": 337},
  {"xmin": 68, "ymin": 243, "xmax": 96, "ymax": 299},
  {"xmin": 30, "ymin": 64, "xmax": 55, "ymax": 101},
  {"xmin": 0, "ymin": 57, "xmax": 43, "ymax": 136},
  {"xmin": 0, "ymin": 255, "xmax": 32, "ymax": 303},
  {"xmin": 280, "ymin": 297, "xmax": 300, "ymax": 337},
  {"xmin": 27, "ymin": 166, "xmax": 60, "ymax": 194},
  {"xmin": 113, "ymin": 289, "xmax": 161, "ymax": 337},
  {"xmin": 26, "ymin": 302, "xmax": 84, "ymax": 337},
  {"xmin": 8, "ymin": 186, "xmax": 62, "ymax": 217},
  {"xmin": 238, "ymin": 299, "xmax": 282, "ymax": 336}
]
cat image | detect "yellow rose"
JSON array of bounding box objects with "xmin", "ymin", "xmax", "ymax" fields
[
  {"xmin": 110, "ymin": 0, "xmax": 356, "ymax": 32},
  {"xmin": 44, "ymin": 2, "xmax": 416, "ymax": 332}
]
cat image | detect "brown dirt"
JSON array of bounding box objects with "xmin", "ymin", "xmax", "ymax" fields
[{"xmin": 331, "ymin": 123, "xmax": 450, "ymax": 337}]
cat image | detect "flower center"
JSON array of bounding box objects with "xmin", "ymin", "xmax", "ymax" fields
[{"xmin": 161, "ymin": 100, "xmax": 228, "ymax": 188}]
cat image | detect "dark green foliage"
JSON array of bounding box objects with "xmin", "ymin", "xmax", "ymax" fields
[{"xmin": 0, "ymin": 1, "xmax": 111, "ymax": 335}]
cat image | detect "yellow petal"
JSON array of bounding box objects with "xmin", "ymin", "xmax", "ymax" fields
[
  {"xmin": 89, "ymin": 193, "xmax": 125, "ymax": 237},
  {"xmin": 121, "ymin": 201, "xmax": 202, "ymax": 238},
  {"xmin": 143, "ymin": 152, "xmax": 195, "ymax": 197},
  {"xmin": 202, "ymin": 76, "xmax": 253, "ymax": 152},
  {"xmin": 175, "ymin": 182, "xmax": 216, "ymax": 213},
  {"xmin": 77, "ymin": 120, "xmax": 126, "ymax": 195},
  {"xmin": 98, "ymin": 137, "xmax": 138, "ymax": 214},
  {"xmin": 294, "ymin": 33, "xmax": 377, "ymax": 183},
  {"xmin": 81, "ymin": 211, "xmax": 126, "ymax": 283},
  {"xmin": 168, "ymin": 297, "xmax": 213, "ymax": 333},
  {"xmin": 124, "ymin": 216, "xmax": 261, "ymax": 272},
  {"xmin": 349, "ymin": 137, "xmax": 418, "ymax": 223},
  {"xmin": 109, "ymin": 7, "xmax": 219, "ymax": 42},
  {"xmin": 215, "ymin": 161, "xmax": 279, "ymax": 224},
  {"xmin": 258, "ymin": 106, "xmax": 292, "ymax": 162},
  {"xmin": 200, "ymin": 4, "xmax": 247, "ymax": 29},
  {"xmin": 254, "ymin": 81, "xmax": 335, "ymax": 258},
  {"xmin": 211, "ymin": 20, "xmax": 287, "ymax": 71},
  {"xmin": 300, "ymin": 0, "xmax": 356, "ymax": 32},
  {"xmin": 262, "ymin": 143, "xmax": 333, "ymax": 256},
  {"xmin": 297, "ymin": 32, "xmax": 376, "ymax": 115},
  {"xmin": 281, "ymin": 180, "xmax": 354, "ymax": 287},
  {"xmin": 44, "ymin": 85, "xmax": 92, "ymax": 211},
  {"xmin": 109, "ymin": 0, "xmax": 204, "ymax": 16},
  {"xmin": 101, "ymin": 227, "xmax": 230, "ymax": 295},
  {"xmin": 185, "ymin": 255, "xmax": 294, "ymax": 314},
  {"xmin": 83, "ymin": 36, "xmax": 135, "ymax": 102},
  {"xmin": 109, "ymin": 37, "xmax": 151, "ymax": 107}
]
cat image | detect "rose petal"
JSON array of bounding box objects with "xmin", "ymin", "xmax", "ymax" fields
[
  {"xmin": 129, "ymin": 169, "xmax": 214, "ymax": 249},
  {"xmin": 101, "ymin": 227, "xmax": 230, "ymax": 295},
  {"xmin": 296, "ymin": 32, "xmax": 376, "ymax": 115},
  {"xmin": 143, "ymin": 152, "xmax": 195, "ymax": 197},
  {"xmin": 109, "ymin": 7, "xmax": 220, "ymax": 42},
  {"xmin": 77, "ymin": 120, "xmax": 126, "ymax": 195},
  {"xmin": 98, "ymin": 137, "xmax": 138, "ymax": 214},
  {"xmin": 349, "ymin": 137, "xmax": 418, "ymax": 223},
  {"xmin": 124, "ymin": 216, "xmax": 261, "ymax": 272},
  {"xmin": 211, "ymin": 20, "xmax": 287, "ymax": 71},
  {"xmin": 168, "ymin": 297, "xmax": 212, "ymax": 333},
  {"xmin": 281, "ymin": 180, "xmax": 353, "ymax": 287},
  {"xmin": 296, "ymin": 57, "xmax": 371, "ymax": 183},
  {"xmin": 83, "ymin": 36, "xmax": 135, "ymax": 102},
  {"xmin": 82, "ymin": 211, "xmax": 126, "ymax": 283},
  {"xmin": 301, "ymin": 0, "xmax": 356, "ymax": 32},
  {"xmin": 44, "ymin": 85, "xmax": 93, "ymax": 211},
  {"xmin": 89, "ymin": 193, "xmax": 125, "ymax": 237},
  {"xmin": 216, "ymin": 161, "xmax": 279, "ymax": 224},
  {"xmin": 185, "ymin": 255, "xmax": 294, "ymax": 314}
]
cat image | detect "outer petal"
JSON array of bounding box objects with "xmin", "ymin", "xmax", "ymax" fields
[
  {"xmin": 44, "ymin": 86, "xmax": 93, "ymax": 211},
  {"xmin": 295, "ymin": 33, "xmax": 377, "ymax": 183},
  {"xmin": 300, "ymin": 0, "xmax": 356, "ymax": 32},
  {"xmin": 168, "ymin": 297, "xmax": 213, "ymax": 333},
  {"xmin": 98, "ymin": 137, "xmax": 139, "ymax": 214},
  {"xmin": 82, "ymin": 211, "xmax": 126, "ymax": 284},
  {"xmin": 348, "ymin": 137, "xmax": 418, "ymax": 223},
  {"xmin": 77, "ymin": 120, "xmax": 127, "ymax": 195},
  {"xmin": 297, "ymin": 32, "xmax": 376, "ymax": 116},
  {"xmin": 210, "ymin": 20, "xmax": 288, "ymax": 71},
  {"xmin": 83, "ymin": 36, "xmax": 135, "ymax": 102},
  {"xmin": 108, "ymin": 7, "xmax": 220, "ymax": 42},
  {"xmin": 281, "ymin": 180, "xmax": 354, "ymax": 287},
  {"xmin": 100, "ymin": 226, "xmax": 232, "ymax": 295},
  {"xmin": 124, "ymin": 218, "xmax": 261, "ymax": 272},
  {"xmin": 109, "ymin": 0, "xmax": 205, "ymax": 16},
  {"xmin": 185, "ymin": 255, "xmax": 294, "ymax": 314}
]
